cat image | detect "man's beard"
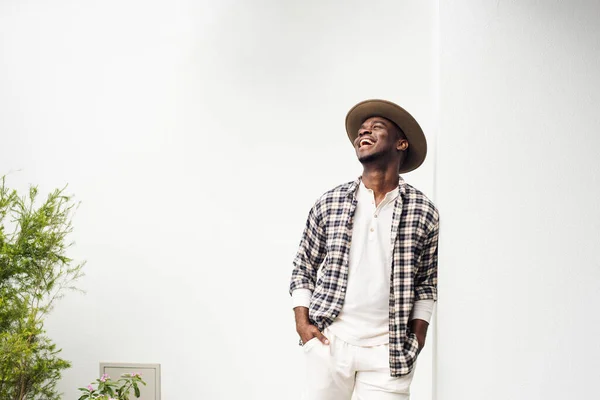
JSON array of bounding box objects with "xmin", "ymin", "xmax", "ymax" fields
[
  {"xmin": 358, "ymin": 149, "xmax": 387, "ymax": 165},
  {"xmin": 358, "ymin": 151, "xmax": 406, "ymax": 168}
]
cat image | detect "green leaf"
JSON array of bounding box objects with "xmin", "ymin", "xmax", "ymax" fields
[{"xmin": 0, "ymin": 176, "xmax": 84, "ymax": 400}]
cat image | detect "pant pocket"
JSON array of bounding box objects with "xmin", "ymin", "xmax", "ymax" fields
[{"xmin": 302, "ymin": 337, "xmax": 320, "ymax": 353}]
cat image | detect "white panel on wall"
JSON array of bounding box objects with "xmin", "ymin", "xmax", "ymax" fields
[
  {"xmin": 100, "ymin": 363, "xmax": 161, "ymax": 400},
  {"xmin": 436, "ymin": 1, "xmax": 600, "ymax": 399}
]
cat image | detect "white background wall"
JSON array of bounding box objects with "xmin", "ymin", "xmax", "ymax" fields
[
  {"xmin": 0, "ymin": 1, "xmax": 438, "ymax": 399},
  {"xmin": 3, "ymin": 1, "xmax": 600, "ymax": 399},
  {"xmin": 436, "ymin": 1, "xmax": 600, "ymax": 399}
]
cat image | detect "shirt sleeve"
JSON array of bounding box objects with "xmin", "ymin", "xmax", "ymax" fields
[
  {"xmin": 409, "ymin": 299, "xmax": 435, "ymax": 323},
  {"xmin": 289, "ymin": 200, "xmax": 327, "ymax": 295},
  {"xmin": 414, "ymin": 210, "xmax": 439, "ymax": 302},
  {"xmin": 291, "ymin": 288, "xmax": 313, "ymax": 309}
]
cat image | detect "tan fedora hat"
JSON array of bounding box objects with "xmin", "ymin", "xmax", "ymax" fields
[{"xmin": 345, "ymin": 99, "xmax": 427, "ymax": 174}]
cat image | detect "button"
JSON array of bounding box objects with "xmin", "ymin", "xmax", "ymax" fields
[
  {"xmin": 374, "ymin": 214, "xmax": 378, "ymax": 218},
  {"xmin": 370, "ymin": 228, "xmax": 374, "ymax": 232}
]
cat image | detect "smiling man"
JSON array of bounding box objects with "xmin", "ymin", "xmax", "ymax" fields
[{"xmin": 289, "ymin": 99, "xmax": 439, "ymax": 400}]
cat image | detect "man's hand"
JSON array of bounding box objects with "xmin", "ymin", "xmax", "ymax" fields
[
  {"xmin": 294, "ymin": 306, "xmax": 329, "ymax": 345},
  {"xmin": 409, "ymin": 318, "xmax": 429, "ymax": 353},
  {"xmin": 297, "ymin": 322, "xmax": 330, "ymax": 345}
]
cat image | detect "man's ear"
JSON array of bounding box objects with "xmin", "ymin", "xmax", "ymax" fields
[{"xmin": 397, "ymin": 139, "xmax": 409, "ymax": 151}]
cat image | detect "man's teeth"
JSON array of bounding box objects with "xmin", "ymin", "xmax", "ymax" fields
[{"xmin": 360, "ymin": 139, "xmax": 374, "ymax": 146}]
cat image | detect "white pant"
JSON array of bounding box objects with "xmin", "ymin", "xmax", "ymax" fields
[{"xmin": 301, "ymin": 327, "xmax": 416, "ymax": 400}]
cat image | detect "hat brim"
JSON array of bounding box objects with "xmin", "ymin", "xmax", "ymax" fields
[{"xmin": 345, "ymin": 99, "xmax": 427, "ymax": 174}]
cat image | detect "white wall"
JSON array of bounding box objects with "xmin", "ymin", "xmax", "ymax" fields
[
  {"xmin": 8, "ymin": 1, "xmax": 598, "ymax": 399},
  {"xmin": 0, "ymin": 1, "xmax": 438, "ymax": 399},
  {"xmin": 436, "ymin": 1, "xmax": 600, "ymax": 399}
]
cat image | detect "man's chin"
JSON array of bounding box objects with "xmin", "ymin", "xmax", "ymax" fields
[{"xmin": 357, "ymin": 153, "xmax": 379, "ymax": 164}]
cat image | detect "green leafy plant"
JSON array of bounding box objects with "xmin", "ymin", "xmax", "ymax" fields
[
  {"xmin": 78, "ymin": 373, "xmax": 146, "ymax": 400},
  {"xmin": 0, "ymin": 176, "xmax": 84, "ymax": 399}
]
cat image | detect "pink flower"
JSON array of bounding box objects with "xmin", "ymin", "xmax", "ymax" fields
[
  {"xmin": 87, "ymin": 385, "xmax": 93, "ymax": 391},
  {"xmin": 100, "ymin": 373, "xmax": 110, "ymax": 382}
]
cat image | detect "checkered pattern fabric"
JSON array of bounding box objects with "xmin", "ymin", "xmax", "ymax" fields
[{"xmin": 290, "ymin": 175, "xmax": 439, "ymax": 377}]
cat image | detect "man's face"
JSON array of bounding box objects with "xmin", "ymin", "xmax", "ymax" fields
[{"xmin": 354, "ymin": 116, "xmax": 408, "ymax": 165}]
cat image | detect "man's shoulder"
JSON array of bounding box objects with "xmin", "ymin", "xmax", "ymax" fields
[
  {"xmin": 322, "ymin": 180, "xmax": 355, "ymax": 197},
  {"xmin": 403, "ymin": 183, "xmax": 439, "ymax": 217},
  {"xmin": 316, "ymin": 180, "xmax": 355, "ymax": 201},
  {"xmin": 311, "ymin": 180, "xmax": 356, "ymax": 213}
]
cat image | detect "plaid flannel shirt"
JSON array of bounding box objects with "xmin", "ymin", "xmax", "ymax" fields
[{"xmin": 289, "ymin": 175, "xmax": 439, "ymax": 377}]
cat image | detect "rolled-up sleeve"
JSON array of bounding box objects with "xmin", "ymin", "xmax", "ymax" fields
[
  {"xmin": 414, "ymin": 211, "xmax": 439, "ymax": 302},
  {"xmin": 289, "ymin": 200, "xmax": 327, "ymax": 295}
]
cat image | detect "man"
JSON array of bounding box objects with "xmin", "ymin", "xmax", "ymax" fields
[{"xmin": 289, "ymin": 99, "xmax": 439, "ymax": 399}]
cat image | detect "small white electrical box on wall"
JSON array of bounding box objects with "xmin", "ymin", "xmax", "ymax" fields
[{"xmin": 99, "ymin": 363, "xmax": 161, "ymax": 400}]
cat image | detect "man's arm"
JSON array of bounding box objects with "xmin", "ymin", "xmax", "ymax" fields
[
  {"xmin": 411, "ymin": 212, "xmax": 439, "ymax": 351},
  {"xmin": 409, "ymin": 300, "xmax": 434, "ymax": 352},
  {"xmin": 290, "ymin": 201, "xmax": 330, "ymax": 344},
  {"xmin": 289, "ymin": 201, "xmax": 326, "ymax": 295}
]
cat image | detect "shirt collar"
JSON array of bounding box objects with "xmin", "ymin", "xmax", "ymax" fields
[
  {"xmin": 346, "ymin": 175, "xmax": 407, "ymax": 200},
  {"xmin": 358, "ymin": 180, "xmax": 399, "ymax": 203}
]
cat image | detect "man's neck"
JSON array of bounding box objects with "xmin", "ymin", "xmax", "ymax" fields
[{"xmin": 361, "ymin": 167, "xmax": 400, "ymax": 206}]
